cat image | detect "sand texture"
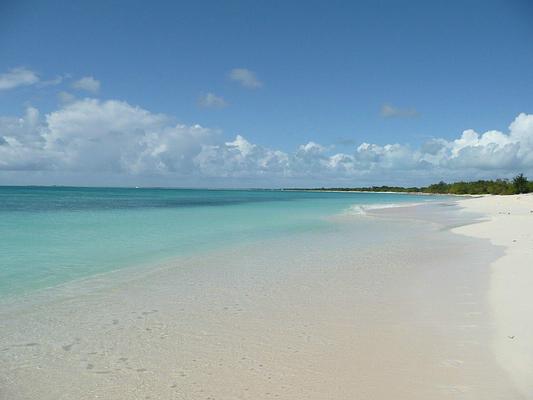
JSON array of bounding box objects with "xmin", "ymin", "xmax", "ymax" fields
[{"xmin": 454, "ymin": 194, "xmax": 533, "ymax": 398}]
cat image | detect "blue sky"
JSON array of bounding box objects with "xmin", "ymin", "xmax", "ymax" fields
[{"xmin": 1, "ymin": 0, "xmax": 533, "ymax": 186}]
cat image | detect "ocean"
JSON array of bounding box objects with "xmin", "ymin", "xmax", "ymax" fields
[{"xmin": 0, "ymin": 186, "xmax": 434, "ymax": 297}]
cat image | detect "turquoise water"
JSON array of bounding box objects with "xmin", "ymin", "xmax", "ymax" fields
[{"xmin": 0, "ymin": 187, "xmax": 435, "ymax": 296}]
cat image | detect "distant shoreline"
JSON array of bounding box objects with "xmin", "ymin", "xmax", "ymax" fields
[
  {"xmin": 283, "ymin": 175, "xmax": 533, "ymax": 195},
  {"xmin": 282, "ymin": 188, "xmax": 476, "ymax": 197}
]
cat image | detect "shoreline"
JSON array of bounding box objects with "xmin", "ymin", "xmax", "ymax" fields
[
  {"xmin": 283, "ymin": 189, "xmax": 448, "ymax": 195},
  {"xmin": 453, "ymin": 194, "xmax": 533, "ymax": 398},
  {"xmin": 283, "ymin": 188, "xmax": 479, "ymax": 197}
]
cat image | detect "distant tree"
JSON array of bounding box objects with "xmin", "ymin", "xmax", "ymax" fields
[
  {"xmin": 298, "ymin": 175, "xmax": 531, "ymax": 195},
  {"xmin": 513, "ymin": 173, "xmax": 529, "ymax": 194}
]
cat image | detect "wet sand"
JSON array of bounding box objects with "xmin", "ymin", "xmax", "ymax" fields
[{"xmin": 0, "ymin": 201, "xmax": 525, "ymax": 399}]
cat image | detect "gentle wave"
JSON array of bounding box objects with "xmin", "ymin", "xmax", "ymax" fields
[{"xmin": 344, "ymin": 202, "xmax": 422, "ymax": 215}]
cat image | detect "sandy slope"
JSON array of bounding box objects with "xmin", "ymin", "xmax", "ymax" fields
[{"xmin": 454, "ymin": 194, "xmax": 533, "ymax": 398}]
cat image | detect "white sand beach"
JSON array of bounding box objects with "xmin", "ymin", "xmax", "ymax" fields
[
  {"xmin": 1, "ymin": 196, "xmax": 532, "ymax": 399},
  {"xmin": 454, "ymin": 194, "xmax": 533, "ymax": 398}
]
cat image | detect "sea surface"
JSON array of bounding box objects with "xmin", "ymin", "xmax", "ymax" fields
[{"xmin": 0, "ymin": 186, "xmax": 436, "ymax": 297}]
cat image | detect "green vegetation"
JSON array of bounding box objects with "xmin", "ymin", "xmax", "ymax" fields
[
  {"xmin": 513, "ymin": 173, "xmax": 529, "ymax": 194},
  {"xmin": 424, "ymin": 179, "xmax": 517, "ymax": 195},
  {"xmin": 289, "ymin": 174, "xmax": 533, "ymax": 195}
]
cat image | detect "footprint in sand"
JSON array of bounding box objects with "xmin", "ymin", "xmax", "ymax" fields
[{"xmin": 441, "ymin": 359, "xmax": 464, "ymax": 368}]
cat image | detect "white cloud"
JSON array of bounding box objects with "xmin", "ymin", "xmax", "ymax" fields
[
  {"xmin": 195, "ymin": 135, "xmax": 288, "ymax": 177},
  {"xmin": 38, "ymin": 75, "xmax": 64, "ymax": 87},
  {"xmin": 0, "ymin": 67, "xmax": 39, "ymax": 90},
  {"xmin": 0, "ymin": 99, "xmax": 221, "ymax": 175},
  {"xmin": 58, "ymin": 91, "xmax": 76, "ymax": 104},
  {"xmin": 229, "ymin": 68, "xmax": 262, "ymax": 89},
  {"xmin": 198, "ymin": 92, "xmax": 228, "ymax": 108},
  {"xmin": 72, "ymin": 76, "xmax": 100, "ymax": 93},
  {"xmin": 1, "ymin": 98, "xmax": 533, "ymax": 186},
  {"xmin": 380, "ymin": 104, "xmax": 419, "ymax": 118}
]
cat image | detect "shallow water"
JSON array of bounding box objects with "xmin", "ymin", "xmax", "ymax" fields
[{"xmin": 0, "ymin": 187, "xmax": 435, "ymax": 297}]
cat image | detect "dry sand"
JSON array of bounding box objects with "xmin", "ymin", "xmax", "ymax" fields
[{"xmin": 454, "ymin": 194, "xmax": 533, "ymax": 398}]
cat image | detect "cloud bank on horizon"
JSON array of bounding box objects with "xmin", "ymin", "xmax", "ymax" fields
[{"xmin": 1, "ymin": 73, "xmax": 533, "ymax": 187}]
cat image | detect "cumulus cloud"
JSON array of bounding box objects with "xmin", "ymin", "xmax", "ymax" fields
[
  {"xmin": 72, "ymin": 76, "xmax": 100, "ymax": 93},
  {"xmin": 0, "ymin": 99, "xmax": 217, "ymax": 174},
  {"xmin": 196, "ymin": 135, "xmax": 288, "ymax": 177},
  {"xmin": 229, "ymin": 68, "xmax": 262, "ymax": 89},
  {"xmin": 198, "ymin": 92, "xmax": 228, "ymax": 108},
  {"xmin": 1, "ymin": 98, "xmax": 533, "ymax": 185},
  {"xmin": 0, "ymin": 67, "xmax": 39, "ymax": 90},
  {"xmin": 380, "ymin": 104, "xmax": 419, "ymax": 118}
]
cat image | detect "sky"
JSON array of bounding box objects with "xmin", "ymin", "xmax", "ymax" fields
[{"xmin": 1, "ymin": 0, "xmax": 533, "ymax": 187}]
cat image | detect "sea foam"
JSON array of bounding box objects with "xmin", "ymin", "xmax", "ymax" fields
[{"xmin": 344, "ymin": 202, "xmax": 422, "ymax": 215}]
